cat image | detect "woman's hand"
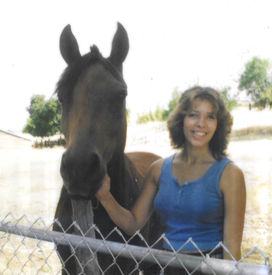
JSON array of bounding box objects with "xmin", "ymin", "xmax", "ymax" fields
[
  {"xmin": 94, "ymin": 159, "xmax": 163, "ymax": 236},
  {"xmin": 96, "ymin": 174, "xmax": 111, "ymax": 201}
]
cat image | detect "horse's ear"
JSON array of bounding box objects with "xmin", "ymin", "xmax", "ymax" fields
[
  {"xmin": 60, "ymin": 25, "xmax": 81, "ymax": 65},
  {"xmin": 108, "ymin": 22, "xmax": 129, "ymax": 71}
]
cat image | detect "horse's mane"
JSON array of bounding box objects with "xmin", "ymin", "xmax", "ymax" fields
[{"xmin": 54, "ymin": 45, "xmax": 126, "ymax": 99}]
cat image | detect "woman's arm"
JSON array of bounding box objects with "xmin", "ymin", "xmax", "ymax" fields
[
  {"xmin": 220, "ymin": 162, "xmax": 246, "ymax": 260},
  {"xmin": 96, "ymin": 159, "xmax": 163, "ymax": 236}
]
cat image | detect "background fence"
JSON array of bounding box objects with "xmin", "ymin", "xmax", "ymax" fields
[
  {"xmin": 31, "ymin": 109, "xmax": 272, "ymax": 150},
  {"xmin": 0, "ymin": 213, "xmax": 271, "ymax": 275},
  {"xmin": 33, "ymin": 135, "xmax": 66, "ymax": 149}
]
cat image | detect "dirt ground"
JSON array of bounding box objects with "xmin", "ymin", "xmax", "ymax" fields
[
  {"xmin": 1, "ymin": 140, "xmax": 272, "ymax": 265},
  {"xmin": 1, "ymin": 110, "xmax": 272, "ymax": 271}
]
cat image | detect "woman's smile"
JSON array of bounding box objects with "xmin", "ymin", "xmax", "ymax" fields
[{"xmin": 192, "ymin": 131, "xmax": 207, "ymax": 136}]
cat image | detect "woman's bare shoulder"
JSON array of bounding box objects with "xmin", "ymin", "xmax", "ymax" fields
[
  {"xmin": 220, "ymin": 161, "xmax": 245, "ymax": 191},
  {"xmin": 151, "ymin": 157, "xmax": 165, "ymax": 167},
  {"xmin": 146, "ymin": 157, "xmax": 165, "ymax": 182},
  {"xmin": 224, "ymin": 161, "xmax": 244, "ymax": 178}
]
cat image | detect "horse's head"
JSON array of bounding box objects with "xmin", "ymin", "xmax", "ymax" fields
[{"xmin": 55, "ymin": 23, "xmax": 129, "ymax": 199}]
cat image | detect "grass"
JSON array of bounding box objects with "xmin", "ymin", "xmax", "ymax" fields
[{"xmin": 231, "ymin": 125, "xmax": 272, "ymax": 142}]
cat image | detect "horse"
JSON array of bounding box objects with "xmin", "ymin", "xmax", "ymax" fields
[{"xmin": 53, "ymin": 23, "xmax": 162, "ymax": 275}]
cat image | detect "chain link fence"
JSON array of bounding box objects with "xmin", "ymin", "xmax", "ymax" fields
[{"xmin": 1, "ymin": 213, "xmax": 271, "ymax": 275}]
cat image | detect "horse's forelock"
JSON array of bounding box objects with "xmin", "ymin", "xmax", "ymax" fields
[
  {"xmin": 90, "ymin": 45, "xmax": 125, "ymax": 84},
  {"xmin": 54, "ymin": 53, "xmax": 96, "ymax": 97},
  {"xmin": 54, "ymin": 45, "xmax": 125, "ymax": 98},
  {"xmin": 90, "ymin": 45, "xmax": 100, "ymax": 57}
]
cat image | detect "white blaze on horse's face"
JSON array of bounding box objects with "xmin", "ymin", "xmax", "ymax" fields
[{"xmin": 56, "ymin": 23, "xmax": 129, "ymax": 199}]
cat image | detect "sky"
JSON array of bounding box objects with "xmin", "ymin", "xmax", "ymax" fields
[{"xmin": 1, "ymin": 0, "xmax": 272, "ymax": 132}]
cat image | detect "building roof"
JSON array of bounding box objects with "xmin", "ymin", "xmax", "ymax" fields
[{"xmin": 0, "ymin": 128, "xmax": 34, "ymax": 142}]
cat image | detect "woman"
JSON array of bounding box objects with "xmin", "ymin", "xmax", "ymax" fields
[{"xmin": 96, "ymin": 86, "xmax": 246, "ymax": 267}]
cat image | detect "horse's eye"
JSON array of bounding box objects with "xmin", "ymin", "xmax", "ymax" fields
[
  {"xmin": 58, "ymin": 94, "xmax": 65, "ymax": 105},
  {"xmin": 119, "ymin": 94, "xmax": 125, "ymax": 101},
  {"xmin": 108, "ymin": 92, "xmax": 126, "ymax": 117},
  {"xmin": 112, "ymin": 91, "xmax": 126, "ymax": 104},
  {"xmin": 119, "ymin": 91, "xmax": 127, "ymax": 101},
  {"xmin": 115, "ymin": 91, "xmax": 127, "ymax": 100}
]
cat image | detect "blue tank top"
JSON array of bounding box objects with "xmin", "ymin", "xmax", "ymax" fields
[{"xmin": 154, "ymin": 154, "xmax": 231, "ymax": 251}]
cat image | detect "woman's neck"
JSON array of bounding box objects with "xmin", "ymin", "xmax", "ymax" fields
[{"xmin": 179, "ymin": 143, "xmax": 215, "ymax": 165}]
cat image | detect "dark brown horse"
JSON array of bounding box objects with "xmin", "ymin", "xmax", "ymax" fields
[{"xmin": 53, "ymin": 23, "xmax": 162, "ymax": 275}]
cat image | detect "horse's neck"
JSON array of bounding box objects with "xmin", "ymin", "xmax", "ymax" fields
[
  {"xmin": 107, "ymin": 152, "xmax": 144, "ymax": 209},
  {"xmin": 107, "ymin": 152, "xmax": 123, "ymax": 184}
]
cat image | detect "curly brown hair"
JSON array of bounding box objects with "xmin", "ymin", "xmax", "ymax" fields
[{"xmin": 167, "ymin": 86, "xmax": 233, "ymax": 160}]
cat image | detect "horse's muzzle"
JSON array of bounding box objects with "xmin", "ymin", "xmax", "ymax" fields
[{"xmin": 60, "ymin": 149, "xmax": 106, "ymax": 199}]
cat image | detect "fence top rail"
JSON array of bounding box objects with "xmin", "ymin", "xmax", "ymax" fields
[{"xmin": 1, "ymin": 220, "xmax": 271, "ymax": 275}]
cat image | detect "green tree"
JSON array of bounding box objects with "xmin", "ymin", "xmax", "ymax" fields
[
  {"xmin": 136, "ymin": 87, "xmax": 183, "ymax": 124},
  {"xmin": 154, "ymin": 106, "xmax": 164, "ymax": 121},
  {"xmin": 23, "ymin": 95, "xmax": 62, "ymax": 137},
  {"xmin": 218, "ymin": 87, "xmax": 238, "ymax": 111},
  {"xmin": 238, "ymin": 56, "xmax": 272, "ymax": 108},
  {"xmin": 126, "ymin": 109, "xmax": 131, "ymax": 123},
  {"xmin": 167, "ymin": 87, "xmax": 182, "ymax": 113},
  {"xmin": 162, "ymin": 87, "xmax": 182, "ymax": 120},
  {"xmin": 137, "ymin": 111, "xmax": 156, "ymax": 124}
]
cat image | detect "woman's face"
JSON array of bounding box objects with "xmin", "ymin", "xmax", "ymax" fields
[{"xmin": 183, "ymin": 98, "xmax": 217, "ymax": 149}]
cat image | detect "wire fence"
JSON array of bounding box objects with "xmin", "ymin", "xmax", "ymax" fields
[
  {"xmin": 127, "ymin": 122, "xmax": 169, "ymax": 148},
  {"xmin": 0, "ymin": 213, "xmax": 271, "ymax": 275}
]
